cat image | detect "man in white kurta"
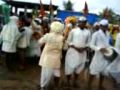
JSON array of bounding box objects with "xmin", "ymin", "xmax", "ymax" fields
[
  {"xmin": 17, "ymin": 18, "xmax": 33, "ymax": 69},
  {"xmin": 0, "ymin": 16, "xmax": 22, "ymax": 70},
  {"xmin": 65, "ymin": 16, "xmax": 91, "ymax": 86},
  {"xmin": 26, "ymin": 18, "xmax": 42, "ymax": 62},
  {"xmin": 38, "ymin": 21, "xmax": 64, "ymax": 89},
  {"xmin": 27, "ymin": 18, "xmax": 43, "ymax": 64},
  {"xmin": 88, "ymin": 19, "xmax": 111, "ymax": 90}
]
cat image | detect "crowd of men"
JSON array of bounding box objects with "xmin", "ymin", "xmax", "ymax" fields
[{"xmin": 0, "ymin": 14, "xmax": 120, "ymax": 90}]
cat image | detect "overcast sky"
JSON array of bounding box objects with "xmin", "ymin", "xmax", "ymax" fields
[{"xmin": 1, "ymin": 0, "xmax": 120, "ymax": 15}]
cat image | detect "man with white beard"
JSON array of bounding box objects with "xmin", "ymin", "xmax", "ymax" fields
[{"xmin": 65, "ymin": 16, "xmax": 91, "ymax": 87}]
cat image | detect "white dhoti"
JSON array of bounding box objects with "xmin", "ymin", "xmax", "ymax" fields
[
  {"xmin": 40, "ymin": 67, "xmax": 60, "ymax": 88},
  {"xmin": 90, "ymin": 51, "xmax": 109, "ymax": 75},
  {"xmin": 65, "ymin": 48, "xmax": 86, "ymax": 75}
]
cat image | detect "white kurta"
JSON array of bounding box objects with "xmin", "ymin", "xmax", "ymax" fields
[
  {"xmin": 65, "ymin": 27, "xmax": 91, "ymax": 75},
  {"xmin": 27, "ymin": 38, "xmax": 41, "ymax": 57},
  {"xmin": 89, "ymin": 29, "xmax": 110, "ymax": 75},
  {"xmin": 17, "ymin": 26, "xmax": 33, "ymax": 48},
  {"xmin": 26, "ymin": 26, "xmax": 42, "ymax": 57},
  {"xmin": 38, "ymin": 33, "xmax": 64, "ymax": 69},
  {"xmin": 38, "ymin": 33, "xmax": 64, "ymax": 88},
  {"xmin": 0, "ymin": 23, "xmax": 21, "ymax": 53}
]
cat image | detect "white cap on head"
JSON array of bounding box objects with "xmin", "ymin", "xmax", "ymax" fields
[
  {"xmin": 93, "ymin": 22, "xmax": 100, "ymax": 27},
  {"xmin": 78, "ymin": 16, "xmax": 87, "ymax": 22},
  {"xmin": 99, "ymin": 19, "xmax": 109, "ymax": 26}
]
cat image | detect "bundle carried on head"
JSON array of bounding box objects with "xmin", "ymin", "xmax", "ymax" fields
[{"xmin": 50, "ymin": 21, "xmax": 64, "ymax": 34}]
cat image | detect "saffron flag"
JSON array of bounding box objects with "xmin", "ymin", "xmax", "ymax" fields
[
  {"xmin": 39, "ymin": 0, "xmax": 45, "ymax": 17},
  {"xmin": 83, "ymin": 1, "xmax": 89, "ymax": 16}
]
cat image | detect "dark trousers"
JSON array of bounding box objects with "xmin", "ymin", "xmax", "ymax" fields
[
  {"xmin": 27, "ymin": 56, "xmax": 40, "ymax": 65},
  {"xmin": 17, "ymin": 48, "xmax": 27, "ymax": 69},
  {"xmin": 3, "ymin": 52, "xmax": 16, "ymax": 70}
]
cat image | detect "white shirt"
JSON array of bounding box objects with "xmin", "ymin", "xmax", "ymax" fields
[
  {"xmin": 0, "ymin": 26, "xmax": 21, "ymax": 53},
  {"xmin": 65, "ymin": 27, "xmax": 91, "ymax": 68},
  {"xmin": 17, "ymin": 26, "xmax": 33, "ymax": 48},
  {"xmin": 90, "ymin": 29, "xmax": 110, "ymax": 51},
  {"xmin": 67, "ymin": 27, "xmax": 91, "ymax": 47}
]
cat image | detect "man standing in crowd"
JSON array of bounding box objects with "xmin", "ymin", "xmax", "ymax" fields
[
  {"xmin": 17, "ymin": 16, "xmax": 33, "ymax": 70},
  {"xmin": 27, "ymin": 18, "xmax": 42, "ymax": 65},
  {"xmin": 0, "ymin": 16, "xmax": 22, "ymax": 71},
  {"xmin": 88, "ymin": 19, "xmax": 111, "ymax": 90},
  {"xmin": 65, "ymin": 16, "xmax": 91, "ymax": 87},
  {"xmin": 38, "ymin": 21, "xmax": 64, "ymax": 90}
]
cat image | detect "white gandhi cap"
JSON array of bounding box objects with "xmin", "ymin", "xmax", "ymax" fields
[
  {"xmin": 93, "ymin": 22, "xmax": 100, "ymax": 27},
  {"xmin": 78, "ymin": 16, "xmax": 87, "ymax": 21},
  {"xmin": 99, "ymin": 19, "xmax": 109, "ymax": 26}
]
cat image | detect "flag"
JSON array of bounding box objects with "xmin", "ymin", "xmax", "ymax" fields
[
  {"xmin": 83, "ymin": 1, "xmax": 89, "ymax": 16},
  {"xmin": 49, "ymin": 0, "xmax": 53, "ymax": 15},
  {"xmin": 39, "ymin": 0, "xmax": 45, "ymax": 17},
  {"xmin": 49, "ymin": 0, "xmax": 54, "ymax": 22}
]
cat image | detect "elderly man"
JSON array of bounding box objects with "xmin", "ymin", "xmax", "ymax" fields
[
  {"xmin": 88, "ymin": 19, "xmax": 111, "ymax": 90},
  {"xmin": 38, "ymin": 21, "xmax": 64, "ymax": 89},
  {"xmin": 65, "ymin": 16, "xmax": 91, "ymax": 87}
]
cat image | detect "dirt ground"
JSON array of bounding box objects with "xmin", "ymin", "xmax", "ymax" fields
[{"xmin": 0, "ymin": 58, "xmax": 119, "ymax": 90}]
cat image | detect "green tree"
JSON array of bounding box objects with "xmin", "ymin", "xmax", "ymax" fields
[
  {"xmin": 0, "ymin": 4, "xmax": 10, "ymax": 24},
  {"xmin": 63, "ymin": 0, "xmax": 73, "ymax": 11},
  {"xmin": 99, "ymin": 8, "xmax": 120, "ymax": 24},
  {"xmin": 32, "ymin": 7, "xmax": 39, "ymax": 18}
]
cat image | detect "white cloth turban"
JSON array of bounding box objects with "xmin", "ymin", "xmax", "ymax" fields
[{"xmin": 50, "ymin": 21, "xmax": 64, "ymax": 34}]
